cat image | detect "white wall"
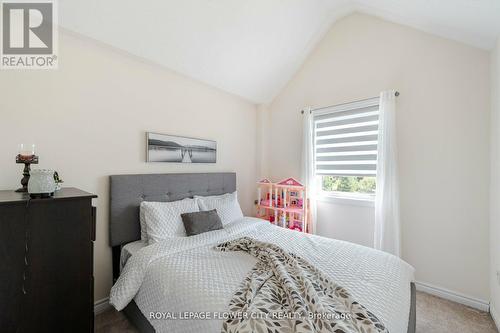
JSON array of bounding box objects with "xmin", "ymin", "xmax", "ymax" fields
[
  {"xmin": 490, "ymin": 37, "xmax": 500, "ymax": 322},
  {"xmin": 0, "ymin": 31, "xmax": 258, "ymax": 302},
  {"xmin": 256, "ymin": 104, "xmax": 271, "ymax": 178},
  {"xmin": 316, "ymin": 200, "xmax": 374, "ymax": 247},
  {"xmin": 267, "ymin": 13, "xmax": 491, "ymax": 301}
]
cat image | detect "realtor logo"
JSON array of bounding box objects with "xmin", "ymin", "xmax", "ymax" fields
[{"xmin": 1, "ymin": 0, "xmax": 58, "ymax": 69}]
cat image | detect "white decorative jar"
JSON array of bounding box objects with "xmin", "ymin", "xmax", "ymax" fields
[{"xmin": 28, "ymin": 169, "xmax": 56, "ymax": 198}]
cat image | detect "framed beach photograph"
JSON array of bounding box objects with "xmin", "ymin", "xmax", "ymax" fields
[{"xmin": 146, "ymin": 132, "xmax": 217, "ymax": 163}]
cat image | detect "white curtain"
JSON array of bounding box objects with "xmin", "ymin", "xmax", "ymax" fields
[
  {"xmin": 374, "ymin": 90, "xmax": 401, "ymax": 256},
  {"xmin": 301, "ymin": 108, "xmax": 317, "ymax": 234}
]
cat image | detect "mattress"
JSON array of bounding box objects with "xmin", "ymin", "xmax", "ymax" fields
[{"xmin": 110, "ymin": 217, "xmax": 415, "ymax": 333}]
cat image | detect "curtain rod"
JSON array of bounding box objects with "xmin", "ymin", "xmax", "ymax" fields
[{"xmin": 301, "ymin": 91, "xmax": 399, "ymax": 114}]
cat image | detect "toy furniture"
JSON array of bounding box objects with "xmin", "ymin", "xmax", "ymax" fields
[{"xmin": 256, "ymin": 177, "xmax": 310, "ymax": 233}]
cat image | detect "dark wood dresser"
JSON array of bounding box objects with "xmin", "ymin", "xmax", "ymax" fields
[{"xmin": 0, "ymin": 188, "xmax": 97, "ymax": 333}]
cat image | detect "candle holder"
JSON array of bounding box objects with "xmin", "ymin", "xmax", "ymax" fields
[{"xmin": 15, "ymin": 154, "xmax": 39, "ymax": 193}]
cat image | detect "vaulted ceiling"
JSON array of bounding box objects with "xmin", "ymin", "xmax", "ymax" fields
[{"xmin": 59, "ymin": 0, "xmax": 500, "ymax": 103}]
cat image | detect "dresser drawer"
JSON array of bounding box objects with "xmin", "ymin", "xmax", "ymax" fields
[
  {"xmin": 91, "ymin": 206, "xmax": 96, "ymax": 241},
  {"xmin": 0, "ymin": 188, "xmax": 97, "ymax": 333}
]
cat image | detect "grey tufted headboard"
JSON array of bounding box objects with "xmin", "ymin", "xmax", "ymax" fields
[{"xmin": 109, "ymin": 172, "xmax": 236, "ymax": 247}]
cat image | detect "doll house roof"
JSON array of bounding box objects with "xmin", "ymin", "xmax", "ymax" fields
[
  {"xmin": 258, "ymin": 178, "xmax": 272, "ymax": 184},
  {"xmin": 276, "ymin": 177, "xmax": 303, "ymax": 187}
]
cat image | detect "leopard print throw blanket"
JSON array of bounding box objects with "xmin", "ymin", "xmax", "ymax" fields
[{"xmin": 215, "ymin": 237, "xmax": 389, "ymax": 333}]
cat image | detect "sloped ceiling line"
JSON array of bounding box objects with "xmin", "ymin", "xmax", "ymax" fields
[{"xmin": 59, "ymin": 0, "xmax": 500, "ymax": 103}]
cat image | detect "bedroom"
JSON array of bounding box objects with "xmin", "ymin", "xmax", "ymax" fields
[{"xmin": 0, "ymin": 0, "xmax": 498, "ymax": 332}]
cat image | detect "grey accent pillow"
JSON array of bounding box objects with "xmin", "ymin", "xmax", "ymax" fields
[{"xmin": 181, "ymin": 209, "xmax": 223, "ymax": 236}]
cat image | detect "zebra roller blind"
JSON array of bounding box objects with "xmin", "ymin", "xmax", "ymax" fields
[{"xmin": 313, "ymin": 98, "xmax": 379, "ymax": 177}]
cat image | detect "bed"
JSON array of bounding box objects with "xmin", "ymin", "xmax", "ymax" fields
[{"xmin": 109, "ymin": 172, "xmax": 416, "ymax": 333}]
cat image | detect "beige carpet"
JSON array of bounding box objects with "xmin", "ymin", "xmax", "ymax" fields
[
  {"xmin": 416, "ymin": 291, "xmax": 497, "ymax": 333},
  {"xmin": 95, "ymin": 309, "xmax": 138, "ymax": 333},
  {"xmin": 95, "ymin": 291, "xmax": 498, "ymax": 333}
]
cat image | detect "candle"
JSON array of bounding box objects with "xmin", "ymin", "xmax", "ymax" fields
[{"xmin": 19, "ymin": 144, "xmax": 35, "ymax": 157}]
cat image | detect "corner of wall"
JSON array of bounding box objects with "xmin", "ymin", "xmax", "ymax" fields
[
  {"xmin": 491, "ymin": 303, "xmax": 500, "ymax": 331},
  {"xmin": 256, "ymin": 104, "xmax": 271, "ymax": 178},
  {"xmin": 490, "ymin": 36, "xmax": 500, "ymax": 329}
]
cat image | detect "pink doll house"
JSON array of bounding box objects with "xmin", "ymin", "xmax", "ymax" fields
[{"xmin": 256, "ymin": 177, "xmax": 310, "ymax": 233}]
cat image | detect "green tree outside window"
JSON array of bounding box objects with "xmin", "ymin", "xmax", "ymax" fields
[{"xmin": 322, "ymin": 176, "xmax": 376, "ymax": 194}]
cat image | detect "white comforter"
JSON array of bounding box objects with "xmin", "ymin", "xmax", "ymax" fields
[{"xmin": 110, "ymin": 217, "xmax": 415, "ymax": 333}]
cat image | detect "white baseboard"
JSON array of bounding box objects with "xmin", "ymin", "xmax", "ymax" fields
[
  {"xmin": 415, "ymin": 281, "xmax": 489, "ymax": 312},
  {"xmin": 94, "ymin": 297, "xmax": 111, "ymax": 315},
  {"xmin": 491, "ymin": 304, "xmax": 500, "ymax": 331}
]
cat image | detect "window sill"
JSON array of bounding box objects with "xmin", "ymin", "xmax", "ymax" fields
[{"xmin": 316, "ymin": 194, "xmax": 375, "ymax": 207}]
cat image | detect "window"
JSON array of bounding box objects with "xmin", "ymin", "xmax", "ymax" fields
[{"xmin": 313, "ymin": 98, "xmax": 379, "ymax": 200}]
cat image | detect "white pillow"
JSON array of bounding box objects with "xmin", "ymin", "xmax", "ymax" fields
[
  {"xmin": 195, "ymin": 191, "xmax": 243, "ymax": 225},
  {"xmin": 141, "ymin": 198, "xmax": 199, "ymax": 244},
  {"xmin": 139, "ymin": 208, "xmax": 148, "ymax": 242}
]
